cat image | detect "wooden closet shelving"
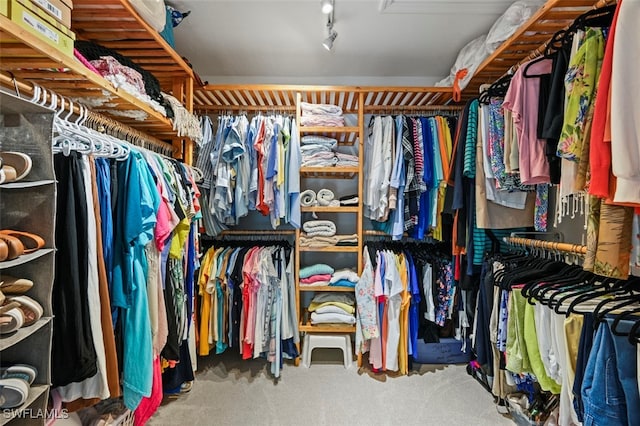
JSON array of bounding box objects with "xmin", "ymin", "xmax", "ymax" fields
[{"xmin": 0, "ymin": 0, "xmax": 197, "ymax": 157}]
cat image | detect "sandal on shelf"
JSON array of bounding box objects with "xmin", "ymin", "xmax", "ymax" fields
[
  {"xmin": 0, "ymin": 364, "xmax": 37, "ymax": 386},
  {"xmin": 0, "ymin": 377, "xmax": 29, "ymax": 409},
  {"xmin": 0, "ymin": 231, "xmax": 44, "ymax": 254},
  {"xmin": 0, "ymin": 307, "xmax": 24, "ymax": 334},
  {"xmin": 0, "ymin": 234, "xmax": 24, "ymax": 260},
  {"xmin": 0, "ymin": 165, "xmax": 17, "ymax": 185},
  {"xmin": 0, "ymin": 152, "xmax": 32, "ymax": 182},
  {"xmin": 7, "ymin": 296, "xmax": 42, "ymax": 326},
  {"xmin": 0, "ymin": 276, "xmax": 34, "ymax": 295}
]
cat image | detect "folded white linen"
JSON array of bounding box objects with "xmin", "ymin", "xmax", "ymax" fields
[
  {"xmin": 330, "ymin": 269, "xmax": 360, "ymax": 283},
  {"xmin": 303, "ymin": 220, "xmax": 336, "ymax": 237},
  {"xmin": 300, "ymin": 102, "xmax": 343, "ymax": 116},
  {"xmin": 310, "ymin": 312, "xmax": 356, "ymax": 325}
]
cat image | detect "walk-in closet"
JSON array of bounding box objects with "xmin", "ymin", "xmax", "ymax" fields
[{"xmin": 0, "ymin": 0, "xmax": 637, "ymax": 425}]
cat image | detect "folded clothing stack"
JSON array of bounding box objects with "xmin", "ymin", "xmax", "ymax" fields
[
  {"xmin": 300, "ymin": 102, "xmax": 344, "ymax": 127},
  {"xmin": 308, "ymin": 293, "xmax": 356, "ymax": 325},
  {"xmin": 299, "ymin": 273, "xmax": 332, "ymax": 287},
  {"xmin": 301, "ymin": 151, "xmax": 359, "ymax": 168},
  {"xmin": 329, "ymin": 268, "xmax": 360, "ymax": 288},
  {"xmin": 302, "ymin": 220, "xmax": 336, "ymax": 237},
  {"xmin": 299, "ymin": 233, "xmax": 358, "ymax": 248},
  {"xmin": 339, "ymin": 194, "xmax": 359, "ymax": 206},
  {"xmin": 299, "ymin": 263, "xmax": 335, "ymax": 279}
]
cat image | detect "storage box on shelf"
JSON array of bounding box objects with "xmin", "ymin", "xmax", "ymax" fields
[{"xmin": 0, "ymin": 91, "xmax": 56, "ymax": 426}]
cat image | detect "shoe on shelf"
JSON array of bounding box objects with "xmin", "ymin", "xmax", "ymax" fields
[
  {"xmin": 0, "ymin": 231, "xmax": 44, "ymax": 254},
  {"xmin": 0, "ymin": 152, "xmax": 32, "ymax": 182},
  {"xmin": 0, "ymin": 239, "xmax": 8, "ymax": 262},
  {"xmin": 0, "ymin": 377, "xmax": 29, "ymax": 409},
  {"xmin": 0, "ymin": 234, "xmax": 24, "ymax": 260},
  {"xmin": 6, "ymin": 296, "xmax": 42, "ymax": 326},
  {"xmin": 0, "ymin": 364, "xmax": 37, "ymax": 385},
  {"xmin": 0, "ymin": 307, "xmax": 24, "ymax": 334},
  {"xmin": 0, "ymin": 276, "xmax": 34, "ymax": 295}
]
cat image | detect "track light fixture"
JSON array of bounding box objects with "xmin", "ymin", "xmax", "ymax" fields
[
  {"xmin": 321, "ymin": 0, "xmax": 334, "ymax": 14},
  {"xmin": 322, "ymin": 1, "xmax": 337, "ymax": 50},
  {"xmin": 323, "ymin": 29, "xmax": 338, "ymax": 51}
]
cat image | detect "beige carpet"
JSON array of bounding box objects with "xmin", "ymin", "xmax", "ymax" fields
[{"xmin": 150, "ymin": 350, "xmax": 513, "ymax": 426}]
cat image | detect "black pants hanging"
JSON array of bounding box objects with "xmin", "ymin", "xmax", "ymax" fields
[{"xmin": 51, "ymin": 152, "xmax": 97, "ymax": 387}]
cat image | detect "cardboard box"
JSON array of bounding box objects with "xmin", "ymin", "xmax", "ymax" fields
[
  {"xmin": 17, "ymin": 0, "xmax": 74, "ymax": 38},
  {"xmin": 2, "ymin": 0, "xmax": 74, "ymax": 57},
  {"xmin": 29, "ymin": 0, "xmax": 71, "ymax": 27}
]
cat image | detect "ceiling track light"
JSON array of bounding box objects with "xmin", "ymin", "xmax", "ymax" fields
[
  {"xmin": 321, "ymin": 0, "xmax": 334, "ymax": 14},
  {"xmin": 322, "ymin": 1, "xmax": 337, "ymax": 51},
  {"xmin": 323, "ymin": 28, "xmax": 338, "ymax": 51}
]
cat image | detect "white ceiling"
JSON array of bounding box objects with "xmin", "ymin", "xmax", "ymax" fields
[{"xmin": 170, "ymin": 0, "xmax": 517, "ymax": 86}]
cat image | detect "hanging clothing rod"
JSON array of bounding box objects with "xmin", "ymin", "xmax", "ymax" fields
[
  {"xmin": 0, "ymin": 71, "xmax": 174, "ymax": 157},
  {"xmin": 503, "ymin": 236, "xmax": 587, "ymax": 255},
  {"xmin": 219, "ymin": 230, "xmax": 296, "ymax": 236}
]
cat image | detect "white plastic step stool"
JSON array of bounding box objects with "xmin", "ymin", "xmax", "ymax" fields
[{"xmin": 301, "ymin": 333, "xmax": 353, "ymax": 368}]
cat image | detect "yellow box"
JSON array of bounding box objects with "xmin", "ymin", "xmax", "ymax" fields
[
  {"xmin": 28, "ymin": 0, "xmax": 72, "ymax": 27},
  {"xmin": 17, "ymin": 0, "xmax": 74, "ymax": 38},
  {"xmin": 3, "ymin": 0, "xmax": 74, "ymax": 57}
]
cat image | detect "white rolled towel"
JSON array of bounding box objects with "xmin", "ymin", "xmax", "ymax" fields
[
  {"xmin": 300, "ymin": 189, "xmax": 317, "ymax": 207},
  {"xmin": 317, "ymin": 189, "xmax": 340, "ymax": 207}
]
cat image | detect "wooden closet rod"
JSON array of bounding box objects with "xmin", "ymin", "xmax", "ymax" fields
[
  {"xmin": 503, "ymin": 236, "xmax": 587, "ymax": 255},
  {"xmin": 0, "ymin": 71, "xmax": 174, "ymax": 155},
  {"xmin": 196, "ymin": 105, "xmax": 297, "ymax": 113}
]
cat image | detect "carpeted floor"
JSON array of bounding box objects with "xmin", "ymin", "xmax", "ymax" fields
[{"xmin": 150, "ymin": 350, "xmax": 513, "ymax": 426}]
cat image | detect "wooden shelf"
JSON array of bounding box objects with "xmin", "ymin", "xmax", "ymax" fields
[
  {"xmin": 457, "ymin": 0, "xmax": 615, "ymax": 103},
  {"xmin": 299, "ymin": 246, "xmax": 359, "ymax": 253},
  {"xmin": 0, "ymin": 15, "xmax": 179, "ymax": 141},
  {"xmin": 0, "ymin": 384, "xmax": 49, "ymax": 426},
  {"xmin": 300, "ymin": 166, "xmax": 359, "ymax": 179},
  {"xmin": 72, "ymin": 0, "xmax": 194, "ymax": 91},
  {"xmin": 0, "ymin": 249, "xmax": 54, "ymax": 270},
  {"xmin": 299, "ymin": 322, "xmax": 356, "ymax": 333},
  {"xmin": 299, "ymin": 286, "xmax": 355, "ymax": 292},
  {"xmin": 301, "ymin": 206, "xmax": 359, "ymax": 213},
  {"xmin": 0, "ymin": 317, "xmax": 51, "ymax": 351}
]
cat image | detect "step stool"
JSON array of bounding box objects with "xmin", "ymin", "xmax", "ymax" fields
[{"xmin": 301, "ymin": 333, "xmax": 353, "ymax": 368}]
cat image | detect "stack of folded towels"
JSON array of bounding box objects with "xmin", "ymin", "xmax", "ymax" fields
[
  {"xmin": 299, "ymin": 220, "xmax": 358, "ymax": 247},
  {"xmin": 300, "ymin": 102, "xmax": 344, "ymax": 127},
  {"xmin": 308, "ymin": 293, "xmax": 356, "ymax": 325},
  {"xmin": 328, "ymin": 268, "xmax": 359, "ymax": 288},
  {"xmin": 299, "ymin": 263, "xmax": 334, "ymax": 287},
  {"xmin": 300, "ymin": 135, "xmax": 359, "ymax": 168}
]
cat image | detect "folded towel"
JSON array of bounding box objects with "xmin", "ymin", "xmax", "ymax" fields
[
  {"xmin": 329, "ymin": 279, "xmax": 357, "ymax": 288},
  {"xmin": 301, "ymin": 135, "xmax": 338, "ymax": 147},
  {"xmin": 300, "ymin": 102, "xmax": 343, "ymax": 116},
  {"xmin": 339, "ymin": 194, "xmax": 359, "ymax": 205},
  {"xmin": 336, "ymin": 241, "xmax": 358, "ymax": 247},
  {"xmin": 315, "ymin": 305, "xmax": 353, "ymax": 315},
  {"xmin": 299, "ymin": 280, "xmax": 331, "ymax": 287},
  {"xmin": 299, "ymin": 235, "xmax": 339, "ymax": 247},
  {"xmin": 310, "ymin": 292, "xmax": 355, "ymax": 306},
  {"xmin": 330, "ymin": 269, "xmax": 360, "ymax": 283},
  {"xmin": 303, "ymin": 220, "xmax": 336, "ymax": 237},
  {"xmin": 300, "ymin": 115, "xmax": 345, "ymax": 127},
  {"xmin": 300, "ymin": 274, "xmax": 332, "ymax": 284},
  {"xmin": 300, "ymin": 189, "xmax": 317, "ymax": 207},
  {"xmin": 310, "ymin": 311, "xmax": 356, "ymax": 325},
  {"xmin": 335, "ymin": 234, "xmax": 358, "ymax": 244},
  {"xmin": 317, "ymin": 189, "xmax": 339, "ymax": 207},
  {"xmin": 299, "ymin": 264, "xmax": 334, "ymax": 279}
]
